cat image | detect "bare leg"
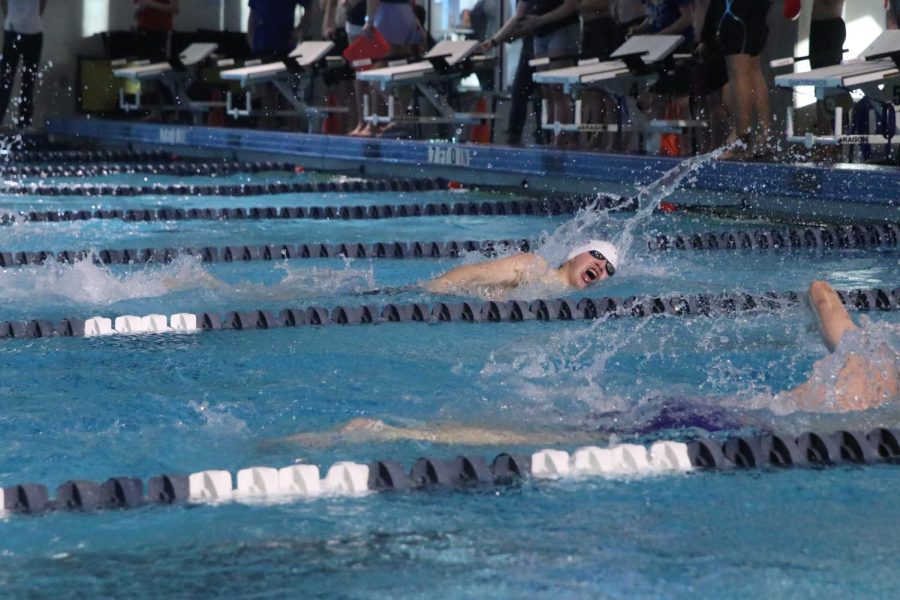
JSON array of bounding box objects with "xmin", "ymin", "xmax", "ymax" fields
[
  {"xmin": 580, "ymin": 89, "xmax": 601, "ymax": 148},
  {"xmin": 707, "ymin": 89, "xmax": 731, "ymax": 149},
  {"xmin": 348, "ymin": 79, "xmax": 368, "ymax": 135},
  {"xmin": 543, "ymin": 84, "xmax": 573, "ymax": 147},
  {"xmin": 748, "ymin": 55, "xmax": 770, "ymax": 150},
  {"xmin": 808, "ymin": 280, "xmax": 856, "ymax": 352},
  {"xmin": 724, "ymin": 54, "xmax": 753, "ymax": 142}
]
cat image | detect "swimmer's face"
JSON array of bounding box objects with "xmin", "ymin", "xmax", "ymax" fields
[{"xmin": 563, "ymin": 251, "xmax": 611, "ymax": 288}]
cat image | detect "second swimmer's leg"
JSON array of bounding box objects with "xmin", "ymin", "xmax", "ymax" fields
[{"xmin": 809, "ymin": 280, "xmax": 857, "ymax": 353}]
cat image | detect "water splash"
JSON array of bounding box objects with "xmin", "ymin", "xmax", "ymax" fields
[
  {"xmin": 469, "ymin": 147, "xmax": 758, "ymax": 433},
  {"xmin": 0, "ymin": 255, "xmax": 211, "ymax": 306},
  {"xmin": 536, "ymin": 146, "xmax": 729, "ymax": 267},
  {"xmin": 189, "ymin": 400, "xmax": 249, "ymax": 436},
  {"xmin": 0, "ymin": 256, "xmax": 378, "ymax": 307},
  {"xmin": 478, "ymin": 314, "xmax": 670, "ymax": 425}
]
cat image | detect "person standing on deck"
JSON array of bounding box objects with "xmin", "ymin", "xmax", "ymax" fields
[
  {"xmin": 0, "ymin": 0, "xmax": 46, "ymax": 130},
  {"xmin": 134, "ymin": 0, "xmax": 179, "ymax": 61},
  {"xmin": 699, "ymin": 0, "xmax": 773, "ymax": 159}
]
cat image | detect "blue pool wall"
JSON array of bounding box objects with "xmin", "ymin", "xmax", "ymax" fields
[{"xmin": 46, "ymin": 119, "xmax": 899, "ymax": 222}]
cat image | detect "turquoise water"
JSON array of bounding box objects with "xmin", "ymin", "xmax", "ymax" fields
[{"xmin": 0, "ymin": 164, "xmax": 898, "ymax": 597}]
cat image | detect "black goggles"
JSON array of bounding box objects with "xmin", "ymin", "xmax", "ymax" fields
[{"xmin": 588, "ymin": 250, "xmax": 616, "ymax": 277}]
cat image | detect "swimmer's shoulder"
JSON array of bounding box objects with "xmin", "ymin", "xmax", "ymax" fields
[
  {"xmin": 502, "ymin": 251, "xmax": 548, "ymax": 271},
  {"xmin": 491, "ymin": 252, "xmax": 550, "ymax": 285}
]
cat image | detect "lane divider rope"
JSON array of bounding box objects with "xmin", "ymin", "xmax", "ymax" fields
[
  {"xmin": 0, "ymin": 176, "xmax": 452, "ymax": 198},
  {"xmin": 0, "ymin": 195, "xmax": 627, "ymax": 225},
  {"xmin": 0, "ymin": 160, "xmax": 298, "ymax": 178},
  {"xmin": 648, "ymin": 224, "xmax": 900, "ymax": 251},
  {"xmin": 3, "ymin": 219, "xmax": 898, "ymax": 267},
  {"xmin": 3, "ymin": 428, "xmax": 898, "ymax": 515},
  {"xmin": 1, "ymin": 149, "xmax": 172, "ymax": 164},
  {"xmin": 0, "ymin": 239, "xmax": 532, "ymax": 267},
  {"xmin": 1, "ymin": 288, "xmax": 896, "ymax": 340}
]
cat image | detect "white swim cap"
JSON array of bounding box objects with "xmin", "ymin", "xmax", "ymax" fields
[{"xmin": 565, "ymin": 240, "xmax": 619, "ymax": 270}]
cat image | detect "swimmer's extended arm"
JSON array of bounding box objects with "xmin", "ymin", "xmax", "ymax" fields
[
  {"xmin": 163, "ymin": 269, "xmax": 226, "ymax": 292},
  {"xmin": 426, "ymin": 253, "xmax": 541, "ymax": 293},
  {"xmin": 779, "ymin": 280, "xmax": 898, "ymax": 412},
  {"xmin": 268, "ymin": 418, "xmax": 602, "ymax": 447},
  {"xmin": 425, "ymin": 253, "xmax": 547, "ymax": 294}
]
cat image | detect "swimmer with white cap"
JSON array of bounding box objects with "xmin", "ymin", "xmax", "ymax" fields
[{"xmin": 425, "ymin": 240, "xmax": 619, "ymax": 298}]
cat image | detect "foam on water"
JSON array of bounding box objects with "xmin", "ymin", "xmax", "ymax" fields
[
  {"xmin": 216, "ymin": 259, "xmax": 377, "ymax": 301},
  {"xmin": 478, "ymin": 316, "xmax": 675, "ymax": 426},
  {"xmin": 0, "ymin": 255, "xmax": 209, "ymax": 305},
  {"xmin": 189, "ymin": 400, "xmax": 250, "ymax": 436},
  {"xmin": 0, "ymin": 256, "xmax": 378, "ymax": 308}
]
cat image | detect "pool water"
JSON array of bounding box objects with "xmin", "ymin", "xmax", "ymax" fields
[{"xmin": 0, "ymin": 158, "xmax": 897, "ymax": 597}]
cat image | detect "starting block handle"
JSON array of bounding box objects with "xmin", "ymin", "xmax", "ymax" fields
[
  {"xmin": 118, "ymin": 88, "xmax": 142, "ymax": 113},
  {"xmin": 283, "ymin": 56, "xmax": 305, "ymax": 73},
  {"xmin": 865, "ymin": 49, "xmax": 900, "ymax": 68},
  {"xmin": 770, "ymin": 48, "xmax": 849, "ymax": 68},
  {"xmin": 226, "ymin": 90, "xmax": 252, "ymax": 118}
]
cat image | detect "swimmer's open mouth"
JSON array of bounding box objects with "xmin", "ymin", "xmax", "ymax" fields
[{"xmin": 583, "ymin": 268, "xmax": 599, "ymax": 284}]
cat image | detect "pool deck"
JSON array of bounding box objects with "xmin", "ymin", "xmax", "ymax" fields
[{"xmin": 47, "ymin": 119, "xmax": 900, "ymax": 223}]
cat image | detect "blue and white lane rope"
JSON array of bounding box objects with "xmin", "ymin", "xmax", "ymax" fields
[{"xmin": 4, "ymin": 428, "xmax": 899, "ymax": 515}]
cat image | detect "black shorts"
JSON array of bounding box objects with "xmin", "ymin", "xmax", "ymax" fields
[
  {"xmin": 705, "ymin": 0, "xmax": 771, "ymax": 57},
  {"xmin": 652, "ymin": 61, "xmax": 693, "ymax": 96},
  {"xmin": 809, "ymin": 17, "xmax": 846, "ymax": 69},
  {"xmin": 581, "ymin": 17, "xmax": 617, "ymax": 60}
]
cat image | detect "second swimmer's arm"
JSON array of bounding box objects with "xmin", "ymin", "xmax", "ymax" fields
[{"xmin": 425, "ymin": 253, "xmax": 546, "ymax": 293}]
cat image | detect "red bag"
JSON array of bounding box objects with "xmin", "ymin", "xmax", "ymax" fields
[
  {"xmin": 660, "ymin": 101, "xmax": 682, "ymax": 157},
  {"xmin": 342, "ymin": 27, "xmax": 390, "ymax": 70},
  {"xmin": 783, "ymin": 0, "xmax": 801, "ymax": 20}
]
